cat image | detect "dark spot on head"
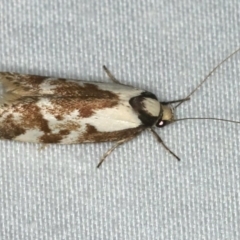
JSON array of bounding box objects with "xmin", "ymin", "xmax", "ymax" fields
[
  {"xmin": 129, "ymin": 95, "xmax": 159, "ymax": 126},
  {"xmin": 138, "ymin": 111, "xmax": 159, "ymax": 127},
  {"xmin": 140, "ymin": 91, "xmax": 158, "ymax": 100}
]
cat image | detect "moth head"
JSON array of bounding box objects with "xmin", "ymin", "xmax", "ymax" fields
[
  {"xmin": 155, "ymin": 104, "xmax": 174, "ymax": 128},
  {"xmin": 129, "ymin": 92, "xmax": 174, "ymax": 128}
]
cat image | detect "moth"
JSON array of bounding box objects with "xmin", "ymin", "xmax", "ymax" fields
[{"xmin": 0, "ymin": 49, "xmax": 239, "ymax": 167}]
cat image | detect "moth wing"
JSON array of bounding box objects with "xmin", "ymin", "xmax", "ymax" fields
[
  {"xmin": 0, "ymin": 73, "xmax": 146, "ymax": 143},
  {"xmin": 0, "ymin": 72, "xmax": 142, "ymax": 102},
  {"xmin": 0, "ymin": 72, "xmax": 49, "ymax": 93}
]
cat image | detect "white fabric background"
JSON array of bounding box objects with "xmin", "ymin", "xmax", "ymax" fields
[{"xmin": 0, "ymin": 1, "xmax": 240, "ymax": 239}]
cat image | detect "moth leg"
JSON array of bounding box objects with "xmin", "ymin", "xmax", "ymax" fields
[
  {"xmin": 148, "ymin": 128, "xmax": 180, "ymax": 161},
  {"xmin": 97, "ymin": 134, "xmax": 140, "ymax": 168},
  {"xmin": 102, "ymin": 65, "xmax": 121, "ymax": 84},
  {"xmin": 161, "ymin": 97, "xmax": 190, "ymax": 105}
]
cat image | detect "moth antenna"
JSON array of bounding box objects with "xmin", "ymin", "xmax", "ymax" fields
[
  {"xmin": 175, "ymin": 47, "xmax": 240, "ymax": 109},
  {"xmin": 161, "ymin": 97, "xmax": 190, "ymax": 105},
  {"xmin": 148, "ymin": 128, "xmax": 180, "ymax": 161},
  {"xmin": 174, "ymin": 117, "xmax": 240, "ymax": 124}
]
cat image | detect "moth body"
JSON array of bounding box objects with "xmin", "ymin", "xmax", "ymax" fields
[
  {"xmin": 0, "ymin": 72, "xmax": 173, "ymax": 146},
  {"xmin": 2, "ymin": 49, "xmax": 237, "ymax": 168}
]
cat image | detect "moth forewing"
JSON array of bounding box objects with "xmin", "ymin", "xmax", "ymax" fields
[{"xmin": 0, "ymin": 70, "xmax": 168, "ymax": 167}]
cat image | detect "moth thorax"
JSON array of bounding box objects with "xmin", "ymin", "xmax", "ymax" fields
[
  {"xmin": 142, "ymin": 98, "xmax": 161, "ymax": 117},
  {"xmin": 161, "ymin": 104, "xmax": 174, "ymax": 122}
]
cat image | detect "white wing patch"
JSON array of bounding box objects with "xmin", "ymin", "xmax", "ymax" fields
[{"xmin": 142, "ymin": 98, "xmax": 161, "ymax": 117}]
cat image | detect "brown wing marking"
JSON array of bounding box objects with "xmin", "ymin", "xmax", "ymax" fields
[
  {"xmin": 77, "ymin": 124, "xmax": 145, "ymax": 143},
  {"xmin": 0, "ymin": 72, "xmax": 50, "ymax": 105},
  {"xmin": 0, "ymin": 72, "xmax": 48, "ymax": 92},
  {"xmin": 0, "ymin": 102, "xmax": 75, "ymax": 143}
]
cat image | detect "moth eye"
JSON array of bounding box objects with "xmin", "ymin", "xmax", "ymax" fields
[{"xmin": 156, "ymin": 120, "xmax": 168, "ymax": 128}]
